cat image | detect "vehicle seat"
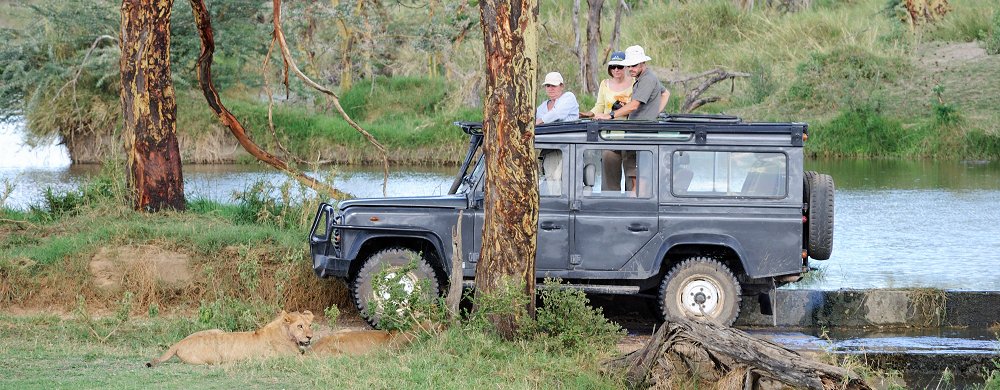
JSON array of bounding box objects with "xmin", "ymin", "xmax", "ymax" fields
[
  {"xmin": 583, "ymin": 163, "xmax": 596, "ymax": 196},
  {"xmin": 539, "ymin": 150, "xmax": 563, "ymax": 196},
  {"xmin": 674, "ymin": 152, "xmax": 693, "ymax": 194}
]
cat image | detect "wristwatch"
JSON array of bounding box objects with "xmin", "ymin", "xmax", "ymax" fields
[{"xmin": 609, "ymin": 111, "xmax": 616, "ymax": 119}]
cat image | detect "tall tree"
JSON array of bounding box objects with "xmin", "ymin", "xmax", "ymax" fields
[
  {"xmin": 120, "ymin": 0, "xmax": 186, "ymax": 211},
  {"xmin": 473, "ymin": 0, "xmax": 540, "ymax": 339}
]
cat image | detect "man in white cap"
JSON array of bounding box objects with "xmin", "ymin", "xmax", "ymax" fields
[
  {"xmin": 535, "ymin": 72, "xmax": 579, "ymax": 125},
  {"xmin": 593, "ymin": 45, "xmax": 668, "ymax": 121}
]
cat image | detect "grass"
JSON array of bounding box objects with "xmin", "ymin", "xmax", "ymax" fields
[
  {"xmin": 0, "ymin": 313, "xmax": 622, "ymax": 389},
  {"xmin": 0, "ymin": 166, "xmax": 344, "ymax": 314}
]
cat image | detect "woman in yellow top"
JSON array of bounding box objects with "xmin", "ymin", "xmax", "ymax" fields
[{"xmin": 589, "ymin": 51, "xmax": 632, "ymax": 119}]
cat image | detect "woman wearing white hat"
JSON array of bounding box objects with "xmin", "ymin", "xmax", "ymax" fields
[{"xmin": 535, "ymin": 72, "xmax": 579, "ymax": 125}]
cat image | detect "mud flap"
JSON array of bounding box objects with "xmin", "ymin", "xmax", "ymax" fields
[{"xmin": 758, "ymin": 292, "xmax": 773, "ymax": 316}]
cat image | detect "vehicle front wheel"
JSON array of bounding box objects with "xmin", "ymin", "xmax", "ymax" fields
[
  {"xmin": 658, "ymin": 256, "xmax": 742, "ymax": 326},
  {"xmin": 351, "ymin": 247, "xmax": 441, "ymax": 328}
]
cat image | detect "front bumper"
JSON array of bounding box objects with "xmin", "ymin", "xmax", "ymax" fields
[{"xmin": 311, "ymin": 251, "xmax": 351, "ymax": 279}]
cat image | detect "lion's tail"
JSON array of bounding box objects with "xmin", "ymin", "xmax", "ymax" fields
[{"xmin": 146, "ymin": 345, "xmax": 178, "ymax": 368}]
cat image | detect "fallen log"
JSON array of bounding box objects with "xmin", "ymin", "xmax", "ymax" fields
[{"xmin": 604, "ymin": 316, "xmax": 871, "ymax": 390}]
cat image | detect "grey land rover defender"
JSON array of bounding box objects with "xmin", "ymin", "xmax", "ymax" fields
[{"xmin": 309, "ymin": 114, "xmax": 834, "ymax": 327}]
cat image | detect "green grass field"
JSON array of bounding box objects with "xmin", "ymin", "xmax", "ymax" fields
[{"xmin": 0, "ymin": 314, "xmax": 621, "ymax": 389}]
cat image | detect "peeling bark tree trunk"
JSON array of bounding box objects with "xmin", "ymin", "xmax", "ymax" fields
[
  {"xmin": 605, "ymin": 317, "xmax": 872, "ymax": 390},
  {"xmin": 120, "ymin": 0, "xmax": 185, "ymax": 212},
  {"xmin": 473, "ymin": 0, "xmax": 539, "ymax": 340}
]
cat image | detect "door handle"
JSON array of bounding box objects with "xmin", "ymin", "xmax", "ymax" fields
[
  {"xmin": 540, "ymin": 222, "xmax": 562, "ymax": 231},
  {"xmin": 627, "ymin": 223, "xmax": 649, "ymax": 232}
]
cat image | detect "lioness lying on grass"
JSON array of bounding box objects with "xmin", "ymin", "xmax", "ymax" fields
[
  {"xmin": 146, "ymin": 310, "xmax": 314, "ymax": 367},
  {"xmin": 308, "ymin": 321, "xmax": 439, "ymax": 356},
  {"xmin": 308, "ymin": 329, "xmax": 416, "ymax": 356}
]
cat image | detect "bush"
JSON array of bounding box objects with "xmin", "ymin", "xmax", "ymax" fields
[
  {"xmin": 366, "ymin": 256, "xmax": 446, "ymax": 331},
  {"xmin": 786, "ymin": 45, "xmax": 908, "ymax": 110},
  {"xmin": 987, "ymin": 11, "xmax": 1000, "ymax": 55},
  {"xmin": 807, "ymin": 102, "xmax": 910, "ymax": 157},
  {"xmin": 528, "ymin": 279, "xmax": 625, "ymax": 353},
  {"xmin": 197, "ymin": 297, "xmax": 279, "ymax": 332}
]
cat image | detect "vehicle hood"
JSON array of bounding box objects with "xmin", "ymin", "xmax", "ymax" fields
[{"xmin": 337, "ymin": 194, "xmax": 468, "ymax": 210}]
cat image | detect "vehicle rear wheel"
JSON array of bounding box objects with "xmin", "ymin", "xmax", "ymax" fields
[
  {"xmin": 805, "ymin": 172, "xmax": 835, "ymax": 260},
  {"xmin": 658, "ymin": 256, "xmax": 742, "ymax": 326},
  {"xmin": 351, "ymin": 247, "xmax": 441, "ymax": 328}
]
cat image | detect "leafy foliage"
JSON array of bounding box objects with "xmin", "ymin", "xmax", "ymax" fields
[
  {"xmin": 366, "ymin": 256, "xmax": 446, "ymax": 331},
  {"xmin": 987, "ymin": 10, "xmax": 1000, "ymax": 55},
  {"xmin": 528, "ymin": 279, "xmax": 625, "ymax": 353}
]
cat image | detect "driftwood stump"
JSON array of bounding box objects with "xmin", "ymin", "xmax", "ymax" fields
[{"xmin": 604, "ymin": 317, "xmax": 871, "ymax": 390}]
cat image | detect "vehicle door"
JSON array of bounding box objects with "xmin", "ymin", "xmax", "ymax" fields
[
  {"xmin": 572, "ymin": 145, "xmax": 658, "ymax": 270},
  {"xmin": 535, "ymin": 144, "xmax": 571, "ymax": 271}
]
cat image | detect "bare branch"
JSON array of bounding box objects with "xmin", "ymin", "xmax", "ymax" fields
[
  {"xmin": 272, "ymin": 0, "xmax": 390, "ymax": 196},
  {"xmin": 261, "ymin": 36, "xmax": 332, "ymax": 165},
  {"xmin": 188, "ymin": 0, "xmax": 349, "ymax": 200},
  {"xmin": 667, "ymin": 68, "xmax": 751, "ymax": 113},
  {"xmin": 53, "ymin": 35, "xmax": 118, "ymax": 106}
]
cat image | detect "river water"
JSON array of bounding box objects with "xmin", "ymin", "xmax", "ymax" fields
[{"xmin": 3, "ymin": 120, "xmax": 999, "ymax": 290}]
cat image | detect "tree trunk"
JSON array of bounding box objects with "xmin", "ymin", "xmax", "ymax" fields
[
  {"xmin": 605, "ymin": 316, "xmax": 872, "ymax": 390},
  {"xmin": 583, "ymin": 0, "xmax": 604, "ymax": 94},
  {"xmin": 120, "ymin": 0, "xmax": 185, "ymax": 212},
  {"xmin": 473, "ymin": 0, "xmax": 539, "ymax": 340},
  {"xmin": 605, "ymin": 0, "xmax": 627, "ymax": 61}
]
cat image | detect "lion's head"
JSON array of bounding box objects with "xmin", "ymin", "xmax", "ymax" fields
[{"xmin": 279, "ymin": 310, "xmax": 315, "ymax": 348}]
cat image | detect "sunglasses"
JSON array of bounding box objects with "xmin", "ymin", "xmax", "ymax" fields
[{"xmin": 609, "ymin": 65, "xmax": 624, "ymax": 70}]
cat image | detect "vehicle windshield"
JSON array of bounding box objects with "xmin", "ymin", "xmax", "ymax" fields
[{"xmin": 457, "ymin": 154, "xmax": 485, "ymax": 194}]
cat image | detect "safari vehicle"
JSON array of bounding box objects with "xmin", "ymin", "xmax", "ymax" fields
[{"xmin": 309, "ymin": 114, "xmax": 834, "ymax": 327}]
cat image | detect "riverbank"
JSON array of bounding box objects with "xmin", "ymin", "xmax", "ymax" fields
[{"xmin": 5, "ymin": 1, "xmax": 1000, "ymax": 165}]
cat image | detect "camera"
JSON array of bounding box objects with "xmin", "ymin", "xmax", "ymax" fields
[{"xmin": 611, "ymin": 100, "xmax": 624, "ymax": 111}]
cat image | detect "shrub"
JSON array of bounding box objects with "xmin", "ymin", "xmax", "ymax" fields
[
  {"xmin": 932, "ymin": 85, "xmax": 961, "ymax": 125},
  {"xmin": 528, "ymin": 279, "xmax": 625, "ymax": 353},
  {"xmin": 197, "ymin": 297, "xmax": 278, "ymax": 332},
  {"xmin": 987, "ymin": 11, "xmax": 1000, "ymax": 55},
  {"xmin": 808, "ymin": 102, "xmax": 909, "ymax": 157},
  {"xmin": 786, "ymin": 45, "xmax": 908, "ymax": 110},
  {"xmin": 366, "ymin": 256, "xmax": 446, "ymax": 331}
]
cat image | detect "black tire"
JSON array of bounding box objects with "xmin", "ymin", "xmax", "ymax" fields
[
  {"xmin": 805, "ymin": 172, "xmax": 835, "ymax": 260},
  {"xmin": 658, "ymin": 256, "xmax": 742, "ymax": 326},
  {"xmin": 351, "ymin": 247, "xmax": 441, "ymax": 328}
]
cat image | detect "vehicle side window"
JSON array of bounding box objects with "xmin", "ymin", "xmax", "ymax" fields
[
  {"xmin": 672, "ymin": 151, "xmax": 787, "ymax": 198},
  {"xmin": 582, "ymin": 149, "xmax": 653, "ymax": 198},
  {"xmin": 537, "ymin": 148, "xmax": 563, "ymax": 197}
]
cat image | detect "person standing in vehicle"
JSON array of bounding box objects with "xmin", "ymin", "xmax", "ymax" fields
[
  {"xmin": 535, "ymin": 72, "xmax": 579, "ymax": 125},
  {"xmin": 587, "ymin": 51, "xmax": 632, "ymax": 119},
  {"xmin": 593, "ymin": 45, "xmax": 668, "ymax": 121}
]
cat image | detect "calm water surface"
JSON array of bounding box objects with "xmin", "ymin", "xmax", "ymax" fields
[{"xmin": 3, "ymin": 120, "xmax": 999, "ymax": 290}]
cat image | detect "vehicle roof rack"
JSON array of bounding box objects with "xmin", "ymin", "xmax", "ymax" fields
[{"xmin": 658, "ymin": 113, "xmax": 741, "ymax": 124}]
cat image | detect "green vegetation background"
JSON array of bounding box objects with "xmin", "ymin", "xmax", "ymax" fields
[{"xmin": 2, "ymin": 0, "xmax": 999, "ymax": 164}]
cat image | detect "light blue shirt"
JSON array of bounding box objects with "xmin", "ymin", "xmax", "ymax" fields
[{"xmin": 536, "ymin": 92, "xmax": 579, "ymax": 124}]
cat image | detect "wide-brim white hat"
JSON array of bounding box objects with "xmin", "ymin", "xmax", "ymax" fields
[{"xmin": 619, "ymin": 45, "xmax": 652, "ymax": 67}]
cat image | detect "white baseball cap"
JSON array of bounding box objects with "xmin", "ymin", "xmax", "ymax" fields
[
  {"xmin": 542, "ymin": 72, "xmax": 564, "ymax": 86},
  {"xmin": 619, "ymin": 45, "xmax": 652, "ymax": 67}
]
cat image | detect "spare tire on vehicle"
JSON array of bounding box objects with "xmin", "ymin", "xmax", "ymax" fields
[{"xmin": 804, "ymin": 171, "xmax": 834, "ymax": 260}]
